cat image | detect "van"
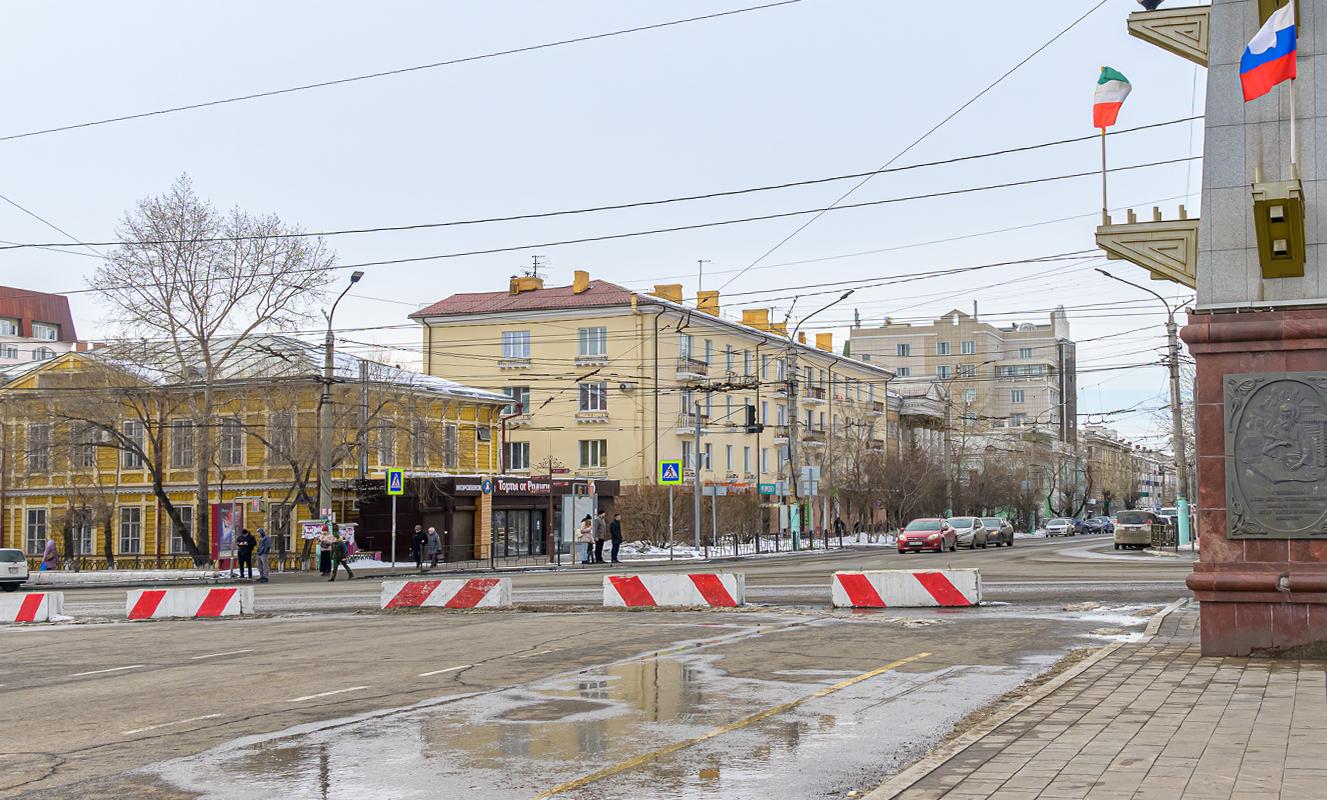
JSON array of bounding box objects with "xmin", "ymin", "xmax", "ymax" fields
[{"xmin": 1114, "ymin": 510, "xmax": 1161, "ymax": 550}]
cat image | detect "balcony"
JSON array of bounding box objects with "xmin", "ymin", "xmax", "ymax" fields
[
  {"xmin": 766, "ymin": 424, "xmax": 790, "ymax": 443},
  {"xmin": 498, "ymin": 356, "xmax": 532, "ymax": 370},
  {"xmin": 803, "ymin": 385, "xmax": 827, "ymax": 405},
  {"xmin": 867, "ymin": 439, "xmax": 886, "ymax": 452},
  {"xmin": 676, "ymin": 411, "xmax": 709, "ymax": 433},
  {"xmin": 803, "ymin": 429, "xmax": 827, "ymax": 447},
  {"xmin": 676, "ymin": 357, "xmax": 709, "ymax": 381},
  {"xmin": 869, "ymin": 400, "xmax": 886, "ymax": 416},
  {"xmin": 575, "ymin": 410, "xmax": 610, "ymax": 425}
]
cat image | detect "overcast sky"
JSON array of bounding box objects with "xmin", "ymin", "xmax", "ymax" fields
[{"xmin": 0, "ymin": 0, "xmax": 1203, "ymax": 443}]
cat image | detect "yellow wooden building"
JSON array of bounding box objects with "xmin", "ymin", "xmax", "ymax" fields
[{"xmin": 0, "ymin": 334, "xmax": 508, "ymax": 567}]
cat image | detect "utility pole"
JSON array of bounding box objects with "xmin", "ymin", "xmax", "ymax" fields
[
  {"xmin": 1096, "ymin": 269, "xmax": 1190, "ymax": 546},
  {"xmin": 693, "ymin": 400, "xmax": 703, "ymax": 551},
  {"xmin": 318, "ymin": 271, "xmax": 364, "ymax": 521}
]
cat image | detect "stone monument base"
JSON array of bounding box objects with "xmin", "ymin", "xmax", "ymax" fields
[{"xmin": 1183, "ymin": 309, "xmax": 1327, "ymax": 657}]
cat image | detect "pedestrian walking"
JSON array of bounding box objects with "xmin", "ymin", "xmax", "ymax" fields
[
  {"xmin": 255, "ymin": 527, "xmax": 271, "ymax": 583},
  {"xmin": 317, "ymin": 528, "xmax": 333, "ymax": 576},
  {"xmin": 40, "ymin": 535, "xmax": 58, "ymax": 571},
  {"xmin": 411, "ymin": 525, "xmax": 428, "ymax": 572},
  {"xmin": 235, "ymin": 528, "xmax": 256, "ymax": 580},
  {"xmin": 426, "ymin": 526, "xmax": 442, "ymax": 569},
  {"xmin": 328, "ymin": 534, "xmax": 354, "ymax": 581},
  {"xmin": 834, "ymin": 516, "xmax": 846, "ymax": 536},
  {"xmin": 593, "ymin": 509, "xmax": 608, "ymax": 564},
  {"xmin": 577, "ymin": 515, "xmax": 594, "ymax": 564},
  {"xmin": 609, "ymin": 512, "xmax": 623, "ymax": 564}
]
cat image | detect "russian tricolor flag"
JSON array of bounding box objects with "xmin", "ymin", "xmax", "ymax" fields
[{"xmin": 1241, "ymin": 4, "xmax": 1297, "ymax": 102}]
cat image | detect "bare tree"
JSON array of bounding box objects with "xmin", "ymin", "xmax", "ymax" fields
[
  {"xmin": 88, "ymin": 176, "xmax": 335, "ymax": 561},
  {"xmin": 878, "ymin": 447, "xmax": 946, "ymax": 531}
]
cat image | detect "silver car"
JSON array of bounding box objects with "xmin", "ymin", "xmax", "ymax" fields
[
  {"xmin": 1045, "ymin": 518, "xmax": 1076, "ymax": 537},
  {"xmin": 947, "ymin": 517, "xmax": 988, "ymax": 549},
  {"xmin": 0, "ymin": 548, "xmax": 29, "ymax": 592}
]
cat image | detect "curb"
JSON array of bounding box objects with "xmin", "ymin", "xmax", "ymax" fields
[{"xmin": 862, "ymin": 598, "xmax": 1190, "ymax": 800}]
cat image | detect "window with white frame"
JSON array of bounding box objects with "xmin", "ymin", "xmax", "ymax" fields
[
  {"xmin": 743, "ymin": 446, "xmax": 751, "ymax": 473},
  {"xmin": 73, "ymin": 424, "xmax": 99, "ymax": 469},
  {"xmin": 504, "ymin": 441, "xmax": 530, "ymax": 470},
  {"xmin": 27, "ymin": 423, "xmax": 51, "ymax": 472},
  {"xmin": 937, "ymin": 365, "xmax": 952, "ymax": 379},
  {"xmin": 577, "ymin": 326, "xmax": 607, "ymax": 357},
  {"xmin": 503, "ymin": 386, "xmax": 530, "ymax": 415},
  {"xmin": 0, "ymin": 318, "xmax": 16, "ymax": 335},
  {"xmin": 411, "ymin": 420, "xmax": 428, "ymax": 467},
  {"xmin": 122, "ymin": 421, "xmax": 145, "ymax": 468},
  {"xmin": 936, "ymin": 341, "xmax": 952, "ymax": 356},
  {"xmin": 680, "ymin": 388, "xmax": 695, "ymax": 417},
  {"xmin": 32, "ymin": 347, "xmax": 54, "ymax": 361},
  {"xmin": 761, "ymin": 448, "xmax": 769, "ymax": 473},
  {"xmin": 170, "ymin": 419, "xmax": 194, "ymax": 468},
  {"xmin": 578, "ymin": 382, "xmax": 608, "ymax": 412},
  {"xmin": 442, "ymin": 423, "xmax": 459, "ymax": 468},
  {"xmin": 963, "ymin": 389, "xmax": 977, "ymax": 405},
  {"xmin": 761, "ymin": 354, "xmax": 770, "ymax": 379},
  {"xmin": 71, "ymin": 509, "xmax": 93, "ymax": 555},
  {"xmin": 32, "ymin": 322, "xmax": 58, "ymax": 341},
  {"xmin": 1011, "ymin": 389, "xmax": 1026, "ymax": 404},
  {"xmin": 171, "ymin": 505, "xmax": 194, "ymax": 554},
  {"xmin": 704, "ymin": 339, "xmax": 713, "ymax": 364},
  {"xmin": 119, "ymin": 506, "xmax": 142, "ymax": 554},
  {"xmin": 0, "ymin": 345, "xmax": 17, "ymax": 359},
  {"xmin": 219, "ymin": 417, "xmax": 244, "ymax": 466},
  {"xmin": 1010, "ymin": 413, "xmax": 1027, "ymax": 426},
  {"xmin": 896, "ymin": 367, "xmax": 911, "ymax": 377},
  {"xmin": 378, "ymin": 423, "xmax": 396, "ymax": 465},
  {"xmin": 961, "ymin": 340, "xmax": 976, "ymax": 355},
  {"xmin": 268, "ymin": 412, "xmax": 294, "ymax": 461},
  {"xmin": 703, "ymin": 443, "xmax": 712, "ymax": 470},
  {"xmin": 957, "ymin": 364, "xmax": 976, "ymax": 377},
  {"xmin": 725, "ymin": 444, "xmax": 733, "ymax": 471},
  {"xmin": 25, "ymin": 508, "xmax": 46, "ymax": 554},
  {"xmin": 678, "ymin": 333, "xmax": 694, "ymax": 360},
  {"xmin": 502, "ymin": 330, "xmax": 531, "ymax": 359},
  {"xmin": 579, "ymin": 439, "xmax": 607, "ymax": 468},
  {"xmin": 896, "ymin": 343, "xmax": 911, "ymax": 357},
  {"xmin": 1019, "ymin": 347, "xmax": 1034, "ymax": 359},
  {"xmin": 682, "ymin": 441, "xmax": 693, "ymax": 471},
  {"xmin": 743, "ymin": 350, "xmax": 752, "ymax": 376},
  {"xmin": 725, "ymin": 345, "xmax": 733, "ymax": 373}
]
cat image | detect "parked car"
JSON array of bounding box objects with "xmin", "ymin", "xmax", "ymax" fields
[
  {"xmin": 947, "ymin": 517, "xmax": 988, "ymax": 549},
  {"xmin": 897, "ymin": 518, "xmax": 957, "ymax": 553},
  {"xmin": 1083, "ymin": 517, "xmax": 1114, "ymax": 535},
  {"xmin": 1045, "ymin": 518, "xmax": 1076, "ymax": 537},
  {"xmin": 1115, "ymin": 510, "xmax": 1162, "ymax": 550},
  {"xmin": 980, "ymin": 517, "xmax": 1015, "ymax": 547},
  {"xmin": 0, "ymin": 548, "xmax": 29, "ymax": 592}
]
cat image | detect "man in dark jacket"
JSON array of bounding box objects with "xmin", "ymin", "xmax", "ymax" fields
[
  {"xmin": 255, "ymin": 527, "xmax": 271, "ymax": 583},
  {"xmin": 593, "ymin": 510, "xmax": 608, "ymax": 564},
  {"xmin": 328, "ymin": 535, "xmax": 354, "ymax": 581},
  {"xmin": 609, "ymin": 513, "xmax": 623, "ymax": 564},
  {"xmin": 235, "ymin": 528, "xmax": 256, "ymax": 580},
  {"xmin": 411, "ymin": 525, "xmax": 428, "ymax": 572}
]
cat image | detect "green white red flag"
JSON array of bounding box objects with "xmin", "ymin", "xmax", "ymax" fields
[{"xmin": 1093, "ymin": 67, "xmax": 1132, "ymax": 129}]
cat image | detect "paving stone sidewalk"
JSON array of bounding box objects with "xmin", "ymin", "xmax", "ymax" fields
[{"xmin": 878, "ymin": 604, "xmax": 1327, "ymax": 800}]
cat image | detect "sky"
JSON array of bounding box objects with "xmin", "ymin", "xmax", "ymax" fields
[{"xmin": 0, "ymin": 0, "xmax": 1204, "ymax": 444}]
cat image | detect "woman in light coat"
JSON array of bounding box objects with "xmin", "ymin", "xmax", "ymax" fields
[
  {"xmin": 577, "ymin": 515, "xmax": 594, "ymax": 564},
  {"xmin": 425, "ymin": 527, "xmax": 442, "ymax": 569}
]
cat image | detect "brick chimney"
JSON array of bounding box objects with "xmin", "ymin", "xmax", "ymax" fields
[
  {"xmin": 649, "ymin": 284, "xmax": 683, "ymax": 302},
  {"xmin": 697, "ymin": 290, "xmax": 720, "ymax": 316},
  {"xmin": 816, "ymin": 333, "xmax": 832, "ymax": 352},
  {"xmin": 741, "ymin": 308, "xmax": 770, "ymax": 330},
  {"xmin": 509, "ymin": 275, "xmax": 545, "ymax": 295},
  {"xmin": 572, "ymin": 270, "xmax": 590, "ymax": 295},
  {"xmin": 797, "ymin": 332, "xmax": 807, "ymax": 345}
]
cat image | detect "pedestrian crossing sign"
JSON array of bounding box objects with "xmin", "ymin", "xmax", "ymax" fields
[
  {"xmin": 658, "ymin": 460, "xmax": 683, "ymax": 485},
  {"xmin": 386, "ymin": 468, "xmax": 405, "ymax": 496}
]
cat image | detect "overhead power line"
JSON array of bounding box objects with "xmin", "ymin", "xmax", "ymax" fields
[{"xmin": 0, "ymin": 1, "xmax": 807, "ymax": 143}]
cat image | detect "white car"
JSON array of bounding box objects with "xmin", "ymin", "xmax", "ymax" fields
[
  {"xmin": 1045, "ymin": 518, "xmax": 1076, "ymax": 538},
  {"xmin": 0, "ymin": 548, "xmax": 29, "ymax": 592},
  {"xmin": 947, "ymin": 517, "xmax": 989, "ymax": 549}
]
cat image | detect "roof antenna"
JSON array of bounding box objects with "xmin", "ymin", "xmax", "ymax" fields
[{"xmin": 526, "ymin": 255, "xmax": 546, "ymax": 278}]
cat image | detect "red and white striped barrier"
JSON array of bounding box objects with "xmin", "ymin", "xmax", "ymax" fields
[
  {"xmin": 126, "ymin": 586, "xmax": 253, "ymax": 620},
  {"xmin": 0, "ymin": 592, "xmax": 63, "ymax": 623},
  {"xmin": 832, "ymin": 570, "xmax": 981, "ymax": 608},
  {"xmin": 603, "ymin": 573, "xmax": 744, "ymax": 608},
  {"xmin": 381, "ymin": 578, "xmax": 511, "ymax": 609}
]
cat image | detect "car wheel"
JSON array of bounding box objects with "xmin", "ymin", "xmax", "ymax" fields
[{"xmin": 0, "ymin": 583, "xmax": 17, "ymax": 592}]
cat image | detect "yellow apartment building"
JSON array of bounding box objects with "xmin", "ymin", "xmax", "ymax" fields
[
  {"xmin": 410, "ymin": 271, "xmax": 898, "ymax": 529},
  {"xmin": 0, "ymin": 334, "xmax": 507, "ymax": 567}
]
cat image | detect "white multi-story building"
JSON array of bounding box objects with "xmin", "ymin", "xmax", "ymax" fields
[{"xmin": 0, "ymin": 286, "xmax": 89, "ymax": 366}]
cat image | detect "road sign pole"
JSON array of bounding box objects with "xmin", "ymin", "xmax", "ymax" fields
[
  {"xmin": 390, "ymin": 494, "xmax": 397, "ymax": 570},
  {"xmin": 668, "ymin": 485, "xmax": 674, "ymax": 561}
]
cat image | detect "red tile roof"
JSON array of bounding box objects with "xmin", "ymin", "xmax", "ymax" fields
[
  {"xmin": 0, "ymin": 285, "xmax": 78, "ymax": 341},
  {"xmin": 410, "ymin": 280, "xmax": 635, "ymax": 318}
]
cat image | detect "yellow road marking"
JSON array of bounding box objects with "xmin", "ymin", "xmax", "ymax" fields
[{"xmin": 530, "ymin": 651, "xmax": 931, "ymax": 799}]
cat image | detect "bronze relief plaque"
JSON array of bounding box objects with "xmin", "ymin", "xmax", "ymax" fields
[{"xmin": 1226, "ymin": 372, "xmax": 1327, "ymax": 538}]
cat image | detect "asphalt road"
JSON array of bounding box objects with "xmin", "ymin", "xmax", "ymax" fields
[{"xmin": 0, "ymin": 536, "xmax": 1196, "ymax": 800}]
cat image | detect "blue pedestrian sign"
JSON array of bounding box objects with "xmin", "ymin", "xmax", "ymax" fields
[
  {"xmin": 658, "ymin": 460, "xmax": 683, "ymax": 485},
  {"xmin": 386, "ymin": 468, "xmax": 405, "ymax": 496},
  {"xmin": 481, "ymin": 477, "xmax": 494, "ymax": 495}
]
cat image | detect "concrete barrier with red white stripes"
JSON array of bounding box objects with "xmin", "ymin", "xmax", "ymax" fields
[
  {"xmin": 832, "ymin": 569, "xmax": 981, "ymax": 608},
  {"xmin": 0, "ymin": 592, "xmax": 63, "ymax": 623},
  {"xmin": 381, "ymin": 577, "xmax": 512, "ymax": 610},
  {"xmin": 126, "ymin": 586, "xmax": 253, "ymax": 620},
  {"xmin": 603, "ymin": 573, "xmax": 744, "ymax": 608}
]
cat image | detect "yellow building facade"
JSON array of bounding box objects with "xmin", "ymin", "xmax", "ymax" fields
[{"xmin": 0, "ymin": 335, "xmax": 507, "ymax": 565}]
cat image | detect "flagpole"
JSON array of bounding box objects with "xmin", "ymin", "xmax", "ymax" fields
[{"xmin": 1101, "ymin": 127, "xmax": 1109, "ymax": 225}]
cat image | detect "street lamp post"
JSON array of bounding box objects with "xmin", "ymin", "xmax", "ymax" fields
[
  {"xmin": 318, "ymin": 271, "xmax": 365, "ymax": 526},
  {"xmin": 786, "ymin": 290, "xmax": 853, "ymax": 549},
  {"xmin": 1096, "ymin": 269, "xmax": 1191, "ymax": 548}
]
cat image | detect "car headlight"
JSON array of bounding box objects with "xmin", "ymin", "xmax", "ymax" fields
[{"xmin": 926, "ymin": 534, "xmax": 940, "ymax": 541}]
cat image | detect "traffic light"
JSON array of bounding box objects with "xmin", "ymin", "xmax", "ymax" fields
[{"xmin": 745, "ymin": 404, "xmax": 763, "ymax": 434}]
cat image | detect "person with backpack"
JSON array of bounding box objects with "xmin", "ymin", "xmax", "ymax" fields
[{"xmin": 328, "ymin": 534, "xmax": 354, "ymax": 581}]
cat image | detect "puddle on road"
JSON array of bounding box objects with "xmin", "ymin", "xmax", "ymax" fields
[{"xmin": 151, "ymin": 647, "xmax": 1037, "ymax": 800}]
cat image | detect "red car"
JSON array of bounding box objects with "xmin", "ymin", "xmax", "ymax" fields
[{"xmin": 897, "ymin": 518, "xmax": 957, "ymax": 553}]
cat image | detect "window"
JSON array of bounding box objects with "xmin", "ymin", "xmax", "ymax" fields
[
  {"xmin": 743, "ymin": 446, "xmax": 751, "ymax": 473},
  {"xmin": 1012, "ymin": 390, "xmax": 1026, "ymax": 404},
  {"xmin": 761, "ymin": 401, "xmax": 768, "ymax": 424},
  {"xmin": 73, "ymin": 424, "xmax": 98, "ymax": 469},
  {"xmin": 268, "ymin": 413, "xmax": 294, "ymax": 460},
  {"xmin": 725, "ymin": 444, "xmax": 733, "ymax": 471},
  {"xmin": 957, "ymin": 364, "xmax": 976, "ymax": 377},
  {"xmin": 963, "ymin": 389, "xmax": 977, "ymax": 405},
  {"xmin": 171, "ymin": 506, "xmax": 194, "ymax": 554},
  {"xmin": 170, "ymin": 420, "xmax": 194, "ymax": 468},
  {"xmin": 501, "ymin": 330, "xmax": 531, "ymax": 359},
  {"xmin": 578, "ymin": 326, "xmax": 607, "ymax": 357},
  {"xmin": 937, "ymin": 365, "xmax": 952, "ymax": 379},
  {"xmin": 704, "ymin": 339, "xmax": 713, "ymax": 365},
  {"xmin": 27, "ymin": 423, "xmax": 51, "ymax": 472},
  {"xmin": 219, "ymin": 417, "xmax": 243, "ymax": 466},
  {"xmin": 32, "ymin": 322, "xmax": 58, "ymax": 341},
  {"xmin": 680, "ymin": 388, "xmax": 695, "ymax": 417},
  {"xmin": 725, "ymin": 345, "xmax": 734, "ymax": 373},
  {"xmin": 122, "ymin": 421, "xmax": 144, "ymax": 468},
  {"xmin": 578, "ymin": 382, "xmax": 608, "ymax": 412},
  {"xmin": 862, "ymin": 353, "xmax": 871, "ymax": 361},
  {"xmin": 896, "ymin": 343, "xmax": 911, "ymax": 357},
  {"xmin": 1019, "ymin": 347, "xmax": 1034, "ymax": 359},
  {"xmin": 963, "ymin": 340, "xmax": 977, "ymax": 355},
  {"xmin": 32, "ymin": 347, "xmax": 54, "ymax": 361},
  {"xmin": 412, "ymin": 420, "xmax": 428, "ymax": 467},
  {"xmin": 0, "ymin": 345, "xmax": 16, "ymax": 359},
  {"xmin": 377, "ymin": 423, "xmax": 396, "ymax": 465},
  {"xmin": 818, "ymin": 411, "xmax": 826, "ymax": 431},
  {"xmin": 761, "ymin": 354, "xmax": 770, "ymax": 379},
  {"xmin": 776, "ymin": 357, "xmax": 785, "ymax": 381},
  {"xmin": 806, "ymin": 409, "xmax": 813, "ymax": 429},
  {"xmin": 25, "ymin": 509, "xmax": 46, "ymax": 554},
  {"xmin": 679, "ymin": 333, "xmax": 694, "ymax": 359},
  {"xmin": 71, "ymin": 509, "xmax": 93, "ymax": 555},
  {"xmin": 119, "ymin": 506, "xmax": 142, "ymax": 554},
  {"xmin": 579, "ymin": 439, "xmax": 607, "ymax": 468},
  {"xmin": 682, "ymin": 441, "xmax": 693, "ymax": 471},
  {"xmin": 936, "ymin": 341, "xmax": 951, "ymax": 356},
  {"xmin": 503, "ymin": 386, "xmax": 530, "ymax": 416},
  {"xmin": 442, "ymin": 423, "xmax": 459, "ymax": 468},
  {"xmin": 896, "ymin": 367, "xmax": 911, "ymax": 378},
  {"xmin": 743, "ymin": 350, "xmax": 752, "ymax": 376},
  {"xmin": 761, "ymin": 448, "xmax": 769, "ymax": 473},
  {"xmin": 868, "ymin": 384, "xmax": 875, "ymax": 402},
  {"xmin": 777, "ymin": 404, "xmax": 787, "ymax": 425},
  {"xmin": 1010, "ymin": 413, "xmax": 1027, "ymax": 426},
  {"xmin": 0, "ymin": 318, "xmax": 15, "ymax": 335},
  {"xmin": 703, "ymin": 443, "xmax": 712, "ymax": 470},
  {"xmin": 504, "ymin": 441, "xmax": 530, "ymax": 471}
]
